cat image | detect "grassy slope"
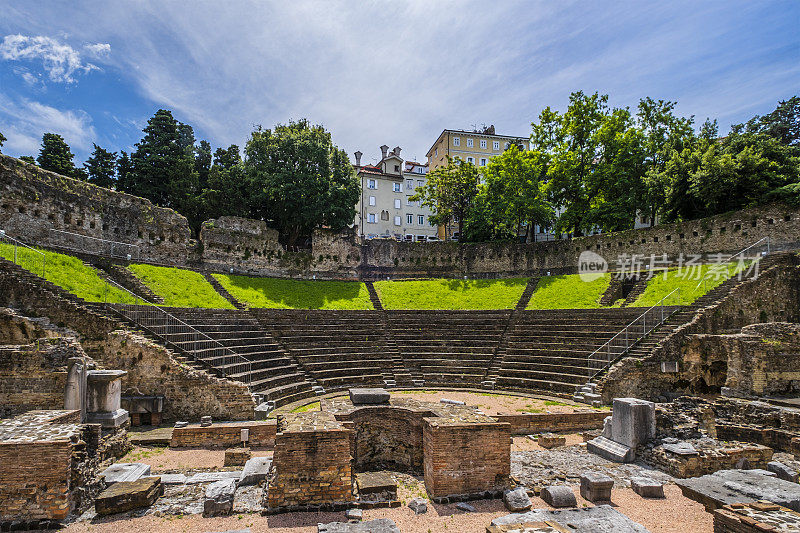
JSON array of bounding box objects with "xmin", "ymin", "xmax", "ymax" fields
[
  {"xmin": 526, "ymin": 274, "xmax": 611, "ymax": 310},
  {"xmin": 0, "ymin": 242, "xmax": 139, "ymax": 303},
  {"xmin": 373, "ymin": 278, "xmax": 529, "ymax": 310},
  {"xmin": 128, "ymin": 264, "xmax": 234, "ymax": 309},
  {"xmin": 631, "ymin": 261, "xmax": 747, "ymax": 307},
  {"xmin": 213, "ymin": 274, "xmax": 374, "ymax": 310}
]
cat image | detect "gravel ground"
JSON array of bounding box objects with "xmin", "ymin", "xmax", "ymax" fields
[
  {"xmin": 389, "ymin": 389, "xmax": 605, "ymax": 416},
  {"xmin": 511, "ymin": 433, "xmax": 586, "ymax": 452},
  {"xmin": 119, "ymin": 446, "xmax": 273, "ymax": 472},
  {"xmin": 62, "ymin": 485, "xmax": 712, "ymax": 533}
]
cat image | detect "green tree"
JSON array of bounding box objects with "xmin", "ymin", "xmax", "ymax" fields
[
  {"xmin": 195, "ymin": 139, "xmax": 212, "ymax": 190},
  {"xmin": 244, "ymin": 119, "xmax": 359, "ymax": 246},
  {"xmin": 84, "ymin": 143, "xmax": 117, "ymax": 188},
  {"xmin": 129, "ymin": 110, "xmax": 200, "ymax": 230},
  {"xmin": 537, "ymin": 91, "xmax": 609, "ymax": 235},
  {"xmin": 37, "ymin": 133, "xmax": 81, "ymax": 178},
  {"xmin": 480, "ymin": 145, "xmax": 554, "ymax": 241},
  {"xmin": 115, "ymin": 151, "xmax": 133, "ymax": 192},
  {"xmin": 0, "ymin": 131, "xmax": 6, "ymax": 153},
  {"xmin": 19, "ymin": 155, "xmax": 36, "ymax": 164},
  {"xmin": 198, "ymin": 145, "xmax": 247, "ymax": 221},
  {"xmin": 411, "ymin": 156, "xmax": 480, "ymax": 240}
]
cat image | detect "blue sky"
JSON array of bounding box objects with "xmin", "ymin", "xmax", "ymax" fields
[{"xmin": 0, "ymin": 1, "xmax": 798, "ymax": 166}]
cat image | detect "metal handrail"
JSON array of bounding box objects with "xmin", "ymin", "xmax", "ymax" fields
[
  {"xmin": 49, "ymin": 228, "xmax": 141, "ymax": 260},
  {"xmin": 587, "ymin": 287, "xmax": 681, "ymax": 378},
  {"xmin": 100, "ymin": 279, "xmax": 252, "ymax": 384},
  {"xmin": 0, "ymin": 230, "xmax": 46, "ymax": 277}
]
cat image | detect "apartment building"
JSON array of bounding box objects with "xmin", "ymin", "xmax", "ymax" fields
[
  {"xmin": 353, "ymin": 145, "xmax": 437, "ymax": 241},
  {"xmin": 425, "ymin": 126, "xmax": 530, "ymax": 240}
]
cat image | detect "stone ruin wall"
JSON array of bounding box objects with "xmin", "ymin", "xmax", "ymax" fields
[
  {"xmin": 102, "ymin": 331, "xmax": 255, "ymax": 422},
  {"xmin": 0, "ymin": 155, "xmax": 191, "ymax": 264},
  {"xmin": 5, "ymin": 154, "xmax": 800, "ymax": 279},
  {"xmin": 597, "ymin": 254, "xmax": 800, "ymax": 402}
]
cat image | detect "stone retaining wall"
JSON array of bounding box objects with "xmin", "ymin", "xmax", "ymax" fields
[
  {"xmin": 170, "ymin": 420, "xmax": 277, "ymax": 448},
  {"xmin": 102, "ymin": 331, "xmax": 255, "ymax": 422},
  {"xmin": 5, "ymin": 154, "xmax": 800, "ymax": 280},
  {"xmin": 493, "ymin": 411, "xmax": 608, "ymax": 435}
]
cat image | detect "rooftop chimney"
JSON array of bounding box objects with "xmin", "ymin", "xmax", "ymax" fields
[
  {"xmin": 354, "ymin": 151, "xmax": 362, "ymax": 166},
  {"xmin": 380, "ymin": 145, "xmax": 389, "ymax": 160},
  {"xmin": 392, "ymin": 146, "xmax": 402, "ymax": 157}
]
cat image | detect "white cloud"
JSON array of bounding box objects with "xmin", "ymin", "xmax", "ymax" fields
[
  {"xmin": 0, "ymin": 34, "xmax": 110, "ymax": 83},
  {"xmin": 0, "ymin": 94, "xmax": 97, "ymax": 155}
]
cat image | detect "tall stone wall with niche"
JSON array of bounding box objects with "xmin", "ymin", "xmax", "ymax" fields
[
  {"xmin": 0, "ymin": 155, "xmax": 191, "ymax": 264},
  {"xmin": 5, "ymin": 154, "xmax": 800, "ymax": 279}
]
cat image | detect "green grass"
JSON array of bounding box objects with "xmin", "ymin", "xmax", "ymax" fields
[
  {"xmin": 373, "ymin": 278, "xmax": 528, "ymax": 310},
  {"xmin": 0, "ymin": 242, "xmax": 139, "ymax": 304},
  {"xmin": 128, "ymin": 264, "xmax": 234, "ymax": 309},
  {"xmin": 291, "ymin": 401, "xmax": 321, "ymax": 413},
  {"xmin": 212, "ymin": 274, "xmax": 373, "ymax": 310},
  {"xmin": 631, "ymin": 261, "xmax": 748, "ymax": 307},
  {"xmin": 526, "ymin": 273, "xmax": 611, "ymax": 309}
]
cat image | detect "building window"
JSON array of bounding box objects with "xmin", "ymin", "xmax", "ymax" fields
[
  {"xmin": 394, "ymin": 199, "xmax": 401, "ymax": 209},
  {"xmin": 368, "ymin": 179, "xmax": 377, "ymax": 189},
  {"xmin": 417, "ymin": 180, "xmax": 424, "ymax": 189},
  {"xmin": 480, "ymin": 139, "xmax": 487, "ymax": 148},
  {"xmin": 406, "ymin": 214, "xmax": 413, "ymax": 224},
  {"xmin": 466, "ymin": 138, "xmax": 473, "ymax": 147},
  {"xmin": 394, "ymin": 164, "xmax": 400, "ymax": 172},
  {"xmin": 394, "ymin": 216, "xmax": 401, "ymax": 226},
  {"xmin": 417, "ymin": 167, "xmax": 423, "ymax": 173},
  {"xmin": 368, "ymin": 195, "xmax": 376, "ymax": 206},
  {"xmin": 453, "ymin": 136, "xmax": 460, "ymax": 146},
  {"xmin": 435, "ymin": 148, "xmax": 438, "ymax": 156},
  {"xmin": 368, "ymin": 213, "xmax": 376, "ymax": 223},
  {"xmin": 467, "ymin": 157, "xmax": 474, "ymax": 164},
  {"xmin": 381, "ymin": 210, "xmax": 389, "ymax": 221},
  {"xmin": 480, "ymin": 158, "xmax": 487, "ymax": 166},
  {"xmin": 393, "ymin": 182, "xmax": 401, "ymax": 192},
  {"xmin": 406, "ymin": 196, "xmax": 414, "ymax": 206},
  {"xmin": 406, "ymin": 179, "xmax": 414, "ymax": 190},
  {"xmin": 418, "ymin": 215, "xmax": 425, "ymax": 225},
  {"xmin": 493, "ymin": 141, "xmax": 500, "ymax": 150}
]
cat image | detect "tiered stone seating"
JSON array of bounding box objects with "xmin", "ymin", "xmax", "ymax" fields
[
  {"xmin": 492, "ymin": 308, "xmax": 648, "ymax": 395},
  {"xmin": 252, "ymin": 309, "xmax": 397, "ymax": 391},
  {"xmin": 122, "ymin": 306, "xmax": 316, "ymax": 406},
  {"xmin": 387, "ymin": 310, "xmax": 511, "ymax": 388}
]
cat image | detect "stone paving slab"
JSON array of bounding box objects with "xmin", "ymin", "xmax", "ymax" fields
[
  {"xmin": 95, "ymin": 476, "xmax": 163, "ymax": 516},
  {"xmin": 318, "ymin": 518, "xmax": 400, "ymax": 532},
  {"xmin": 492, "ymin": 505, "xmax": 650, "ymax": 533},
  {"xmin": 186, "ymin": 471, "xmax": 243, "ymax": 484},
  {"xmin": 487, "ymin": 522, "xmax": 572, "ymax": 533},
  {"xmin": 356, "ymin": 472, "xmax": 397, "ymax": 494},
  {"xmin": 101, "ymin": 463, "xmax": 151, "ymax": 484},
  {"xmin": 677, "ymin": 469, "xmax": 800, "ymax": 511}
]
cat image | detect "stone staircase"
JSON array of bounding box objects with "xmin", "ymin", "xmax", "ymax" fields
[
  {"xmin": 481, "ymin": 277, "xmax": 540, "ymax": 389},
  {"xmin": 389, "ymin": 310, "xmax": 511, "ymax": 389},
  {"xmin": 114, "ymin": 306, "xmax": 318, "ymax": 407},
  {"xmin": 621, "ymin": 277, "xmax": 649, "ymax": 307},
  {"xmin": 98, "ymin": 262, "xmax": 164, "ymax": 303},
  {"xmin": 489, "ymin": 308, "xmax": 648, "ymax": 397},
  {"xmin": 204, "ymin": 273, "xmax": 247, "ymax": 310},
  {"xmin": 364, "ymin": 281, "xmax": 384, "ymax": 311},
  {"xmin": 252, "ymin": 309, "xmax": 399, "ymax": 392}
]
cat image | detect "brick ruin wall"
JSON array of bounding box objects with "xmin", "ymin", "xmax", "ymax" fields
[
  {"xmin": 102, "ymin": 331, "xmax": 255, "ymax": 422},
  {"xmin": 598, "ymin": 255, "xmax": 800, "ymax": 402},
  {"xmin": 423, "ymin": 417, "xmax": 511, "ymax": 498},
  {"xmin": 5, "ymin": 154, "xmax": 800, "ymax": 279},
  {"xmin": 169, "ymin": 420, "xmax": 277, "ymax": 448}
]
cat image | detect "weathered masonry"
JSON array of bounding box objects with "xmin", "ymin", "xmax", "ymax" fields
[
  {"xmin": 3, "ymin": 154, "xmax": 800, "ymax": 279},
  {"xmin": 265, "ymin": 394, "xmax": 511, "ymax": 512}
]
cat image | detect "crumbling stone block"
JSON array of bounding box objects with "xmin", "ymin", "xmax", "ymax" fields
[
  {"xmin": 95, "ymin": 476, "xmax": 163, "ymax": 516},
  {"xmin": 101, "ymin": 462, "xmax": 150, "ymax": 484},
  {"xmin": 492, "ymin": 504, "xmax": 649, "ymax": 532},
  {"xmin": 768, "ymin": 461, "xmax": 799, "ymax": 483},
  {"xmin": 204, "ymin": 478, "xmax": 236, "ymax": 517},
  {"xmin": 408, "ymin": 497, "xmax": 428, "ymax": 514},
  {"xmin": 630, "ymin": 477, "xmax": 665, "ymax": 498},
  {"xmin": 349, "ymin": 388, "xmax": 390, "ymax": 405},
  {"xmin": 538, "ymin": 433, "xmax": 566, "ymax": 449},
  {"xmin": 580, "ymin": 473, "xmax": 613, "ymax": 502},
  {"xmin": 541, "ymin": 485, "xmax": 577, "ymax": 508},
  {"xmin": 503, "ymin": 487, "xmax": 532, "ymax": 512},
  {"xmin": 223, "ymin": 447, "xmax": 251, "ymax": 466},
  {"xmin": 239, "ymin": 457, "xmax": 271, "ymax": 487}
]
